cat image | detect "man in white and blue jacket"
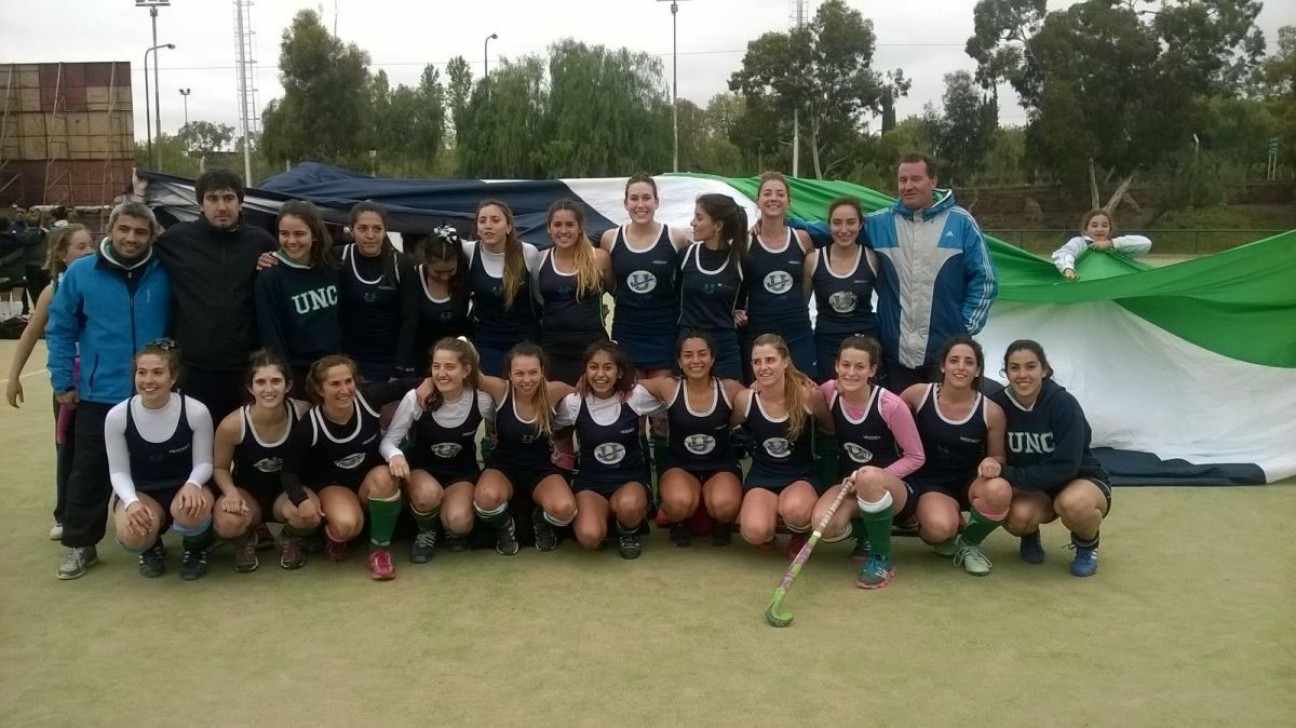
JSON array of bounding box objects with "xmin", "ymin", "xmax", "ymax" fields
[
  {"xmin": 46, "ymin": 201, "xmax": 172, "ymax": 580},
  {"xmin": 794, "ymin": 154, "xmax": 997, "ymax": 391}
]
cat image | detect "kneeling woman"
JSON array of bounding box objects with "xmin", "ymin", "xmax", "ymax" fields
[
  {"xmin": 554, "ymin": 341, "xmax": 666, "ymax": 558},
  {"xmin": 107, "ymin": 340, "xmax": 216, "ymax": 581},
  {"xmin": 382, "ymin": 338, "xmax": 495, "ymax": 561},
  {"xmin": 211, "ymin": 350, "xmax": 316, "ymax": 573},
  {"xmin": 993, "ymin": 340, "xmax": 1111, "ymax": 577},
  {"xmin": 811, "ymin": 335, "xmax": 925, "ymax": 589},
  {"xmin": 639, "ymin": 330, "xmax": 745, "ymax": 547},
  {"xmin": 279, "ymin": 356, "xmax": 426, "ymax": 581},
  {"xmin": 902, "ymin": 335, "xmax": 1011, "ymax": 577},
  {"xmin": 734, "ymin": 334, "xmax": 831, "ymax": 559}
]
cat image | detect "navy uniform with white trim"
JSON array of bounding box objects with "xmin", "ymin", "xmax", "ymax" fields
[
  {"xmin": 664, "ymin": 378, "xmax": 740, "ymax": 482},
  {"xmin": 742, "ymin": 228, "xmax": 816, "ymax": 378},
  {"xmin": 678, "ymin": 242, "xmax": 744, "ymax": 380},
  {"xmin": 609, "ymin": 224, "xmax": 680, "ymax": 371},
  {"xmin": 810, "ymin": 245, "xmax": 878, "ymax": 381},
  {"xmin": 537, "ymin": 248, "xmax": 608, "ymax": 385},
  {"xmin": 908, "ymin": 383, "xmax": 988, "ymax": 509},
  {"xmin": 338, "ymin": 244, "xmax": 411, "ymax": 381},
  {"xmin": 743, "ymin": 392, "xmax": 818, "ymax": 492},
  {"xmin": 231, "ymin": 401, "xmax": 302, "ymax": 519}
]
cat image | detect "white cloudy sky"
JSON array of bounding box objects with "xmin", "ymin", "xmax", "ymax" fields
[{"xmin": 2, "ymin": 0, "xmax": 1292, "ymax": 141}]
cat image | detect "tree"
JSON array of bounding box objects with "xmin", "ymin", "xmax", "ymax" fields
[
  {"xmin": 456, "ymin": 56, "xmax": 548, "ymax": 177},
  {"xmin": 879, "ymin": 69, "xmax": 912, "ymax": 134},
  {"xmin": 729, "ymin": 0, "xmax": 882, "ymax": 178},
  {"xmin": 929, "ymin": 71, "xmax": 998, "ymax": 186},
  {"xmin": 445, "ymin": 56, "xmax": 473, "ymax": 146},
  {"xmin": 177, "ymin": 121, "xmax": 235, "ymax": 155}
]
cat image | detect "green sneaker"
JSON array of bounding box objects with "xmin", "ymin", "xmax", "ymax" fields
[
  {"xmin": 855, "ymin": 553, "xmax": 894, "ymax": 590},
  {"xmin": 952, "ymin": 536, "xmax": 992, "ymax": 576},
  {"xmin": 931, "ymin": 537, "xmax": 959, "ymax": 557}
]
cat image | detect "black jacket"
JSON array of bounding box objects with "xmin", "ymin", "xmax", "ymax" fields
[{"xmin": 155, "ymin": 214, "xmax": 276, "ymax": 372}]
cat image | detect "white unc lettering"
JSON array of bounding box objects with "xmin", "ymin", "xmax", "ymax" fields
[
  {"xmin": 292, "ymin": 285, "xmax": 339, "ymax": 315},
  {"xmin": 1008, "ymin": 432, "xmax": 1056, "ymax": 454}
]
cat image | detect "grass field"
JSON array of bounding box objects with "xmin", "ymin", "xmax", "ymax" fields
[{"xmin": 2, "ymin": 340, "xmax": 1293, "ymax": 727}]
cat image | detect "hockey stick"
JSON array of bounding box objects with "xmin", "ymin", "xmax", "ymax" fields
[{"xmin": 764, "ymin": 480, "xmax": 854, "ymax": 628}]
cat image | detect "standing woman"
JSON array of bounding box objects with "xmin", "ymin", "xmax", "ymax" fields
[
  {"xmin": 210, "ymin": 350, "xmax": 318, "ymax": 573},
  {"xmin": 902, "ymin": 334, "xmax": 1011, "ymax": 577},
  {"xmin": 465, "ymin": 200, "xmax": 542, "ymax": 377},
  {"xmin": 382, "ymin": 338, "xmax": 495, "ymax": 562},
  {"xmin": 278, "ymin": 355, "xmax": 426, "ymax": 581},
  {"xmin": 338, "ymin": 201, "xmax": 415, "ymax": 381},
  {"xmin": 805, "ymin": 198, "xmax": 879, "ymax": 383},
  {"xmin": 5, "ymin": 223, "xmax": 95, "ymax": 539},
  {"xmin": 106, "ymin": 340, "xmax": 216, "ymax": 581},
  {"xmin": 734, "ymin": 334, "xmax": 831, "ymax": 558},
  {"xmin": 680, "ymin": 194, "xmax": 747, "ymax": 381},
  {"xmin": 744, "ymin": 172, "xmax": 817, "ymax": 378},
  {"xmin": 993, "ymin": 340, "xmax": 1111, "ymax": 577},
  {"xmin": 554, "ymin": 341, "xmax": 666, "ymax": 558},
  {"xmin": 398, "ymin": 226, "xmax": 472, "ymax": 376},
  {"xmin": 602, "ymin": 174, "xmax": 690, "ymax": 377},
  {"xmin": 638, "ymin": 330, "xmax": 745, "ymax": 547},
  {"xmin": 256, "ymin": 201, "xmax": 341, "ymax": 385},
  {"xmin": 538, "ymin": 200, "xmax": 612, "ymax": 384}
]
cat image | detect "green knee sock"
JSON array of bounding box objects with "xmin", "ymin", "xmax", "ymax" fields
[
  {"xmin": 367, "ymin": 496, "xmax": 402, "ymax": 548},
  {"xmin": 813, "ymin": 431, "xmax": 838, "ymax": 489},
  {"xmin": 181, "ymin": 528, "xmax": 215, "ymax": 553},
  {"xmin": 960, "ymin": 507, "xmax": 1005, "ymax": 546},
  {"xmin": 857, "ymin": 497, "xmax": 894, "ymax": 558},
  {"xmin": 411, "ymin": 505, "xmax": 441, "ymax": 532}
]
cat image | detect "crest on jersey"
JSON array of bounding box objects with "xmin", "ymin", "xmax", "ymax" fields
[
  {"xmin": 431, "ymin": 442, "xmax": 463, "ymax": 458},
  {"xmin": 684, "ymin": 434, "xmax": 716, "ymax": 455},
  {"xmin": 763, "ymin": 437, "xmax": 792, "ymax": 458},
  {"xmin": 763, "ymin": 271, "xmax": 794, "ymax": 295},
  {"xmin": 253, "ymin": 457, "xmax": 283, "ymax": 473},
  {"xmin": 627, "ymin": 271, "xmax": 657, "ymax": 294},
  {"xmin": 828, "ymin": 291, "xmax": 858, "ymax": 313},
  {"xmin": 844, "ymin": 442, "xmax": 873, "ymax": 464},
  {"xmin": 557, "ymin": 284, "xmax": 574, "ymax": 296},
  {"xmin": 594, "ymin": 442, "xmax": 626, "ymax": 465},
  {"xmin": 520, "ymin": 433, "xmax": 536, "ymax": 444},
  {"xmin": 335, "ymin": 452, "xmax": 366, "ymax": 470},
  {"xmin": 362, "ymin": 291, "xmax": 378, "ymax": 303},
  {"xmin": 702, "ymin": 282, "xmax": 717, "ymax": 294}
]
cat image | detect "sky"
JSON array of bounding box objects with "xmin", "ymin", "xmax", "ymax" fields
[{"xmin": 2, "ymin": 0, "xmax": 1292, "ymax": 143}]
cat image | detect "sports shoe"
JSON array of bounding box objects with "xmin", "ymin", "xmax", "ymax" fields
[
  {"xmin": 180, "ymin": 547, "xmax": 210, "ymax": 581},
  {"xmin": 233, "ymin": 531, "xmax": 259, "ymax": 573},
  {"xmin": 931, "ymin": 537, "xmax": 959, "ymax": 557},
  {"xmin": 532, "ymin": 508, "xmax": 558, "ymax": 552},
  {"xmin": 669, "ymin": 521, "xmax": 691, "ymax": 547},
  {"xmin": 1019, "ymin": 530, "xmax": 1045, "ymax": 565},
  {"xmin": 444, "ymin": 533, "xmax": 471, "ymax": 553},
  {"xmin": 952, "ymin": 535, "xmax": 992, "ymax": 576},
  {"xmin": 710, "ymin": 522, "xmax": 733, "ymax": 547},
  {"xmin": 785, "ymin": 532, "xmax": 809, "ymax": 561},
  {"xmin": 409, "ymin": 529, "xmax": 437, "ymax": 564},
  {"xmin": 280, "ymin": 535, "xmax": 306, "ymax": 570},
  {"xmin": 850, "ymin": 538, "xmax": 871, "ymax": 562},
  {"xmin": 56, "ymin": 546, "xmax": 98, "ymax": 580},
  {"xmin": 139, "ymin": 541, "xmax": 167, "ymax": 578},
  {"xmin": 1069, "ymin": 543, "xmax": 1099, "ymax": 577},
  {"xmin": 324, "ymin": 537, "xmax": 348, "ymax": 563},
  {"xmin": 367, "ymin": 548, "xmax": 396, "ymax": 581},
  {"xmin": 49, "ymin": 522, "xmax": 63, "ymax": 541},
  {"xmin": 254, "ymin": 523, "xmax": 275, "ymax": 552},
  {"xmin": 855, "ymin": 553, "xmax": 895, "ymax": 590},
  {"xmin": 617, "ymin": 528, "xmax": 643, "ymax": 560},
  {"xmin": 495, "ymin": 515, "xmax": 520, "ymax": 556}
]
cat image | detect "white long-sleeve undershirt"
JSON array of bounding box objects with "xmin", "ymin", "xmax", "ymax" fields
[
  {"xmin": 1052, "ymin": 234, "xmax": 1153, "ymax": 273},
  {"xmin": 105, "ymin": 393, "xmax": 214, "ymax": 508}
]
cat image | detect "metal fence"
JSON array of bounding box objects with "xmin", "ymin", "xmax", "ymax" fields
[{"xmin": 984, "ymin": 229, "xmax": 1290, "ymax": 256}]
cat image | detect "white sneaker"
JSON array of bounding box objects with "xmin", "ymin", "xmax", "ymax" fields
[{"xmin": 49, "ymin": 522, "xmax": 63, "ymax": 540}]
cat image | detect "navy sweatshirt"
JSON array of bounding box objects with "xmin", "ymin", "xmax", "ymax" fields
[
  {"xmin": 990, "ymin": 379, "xmax": 1108, "ymax": 491},
  {"xmin": 254, "ymin": 252, "xmax": 342, "ymax": 369}
]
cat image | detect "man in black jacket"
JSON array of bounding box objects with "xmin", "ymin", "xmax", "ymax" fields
[{"xmin": 155, "ymin": 169, "xmax": 275, "ymax": 422}]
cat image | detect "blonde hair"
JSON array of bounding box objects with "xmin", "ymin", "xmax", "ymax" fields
[
  {"xmin": 476, "ymin": 200, "xmax": 527, "ymax": 310},
  {"xmin": 44, "ymin": 223, "xmax": 90, "ymax": 277},
  {"xmin": 505, "ymin": 342, "xmax": 555, "ymax": 437},
  {"xmin": 548, "ymin": 199, "xmax": 601, "ymax": 300},
  {"xmin": 753, "ymin": 333, "xmax": 814, "ymax": 442}
]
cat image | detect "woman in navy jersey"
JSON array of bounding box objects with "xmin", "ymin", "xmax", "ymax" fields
[
  {"xmin": 993, "ymin": 340, "xmax": 1111, "ymax": 577},
  {"xmin": 338, "ymin": 201, "xmax": 415, "ymax": 381},
  {"xmin": 638, "ymin": 330, "xmax": 745, "ymax": 547},
  {"xmin": 211, "ymin": 350, "xmax": 315, "ymax": 572},
  {"xmin": 733, "ymin": 333, "xmax": 831, "ymax": 559},
  {"xmin": 602, "ymin": 174, "xmax": 690, "ymax": 377},
  {"xmin": 256, "ymin": 201, "xmax": 341, "ymax": 386},
  {"xmin": 743, "ymin": 172, "xmax": 816, "ymax": 379},
  {"xmin": 902, "ymin": 334, "xmax": 1011, "ymax": 577},
  {"xmin": 383, "ymin": 338, "xmax": 495, "ymax": 562},
  {"xmin": 466, "ymin": 200, "xmax": 542, "ymax": 377},
  {"xmin": 279, "ymin": 355, "xmax": 427, "ymax": 581},
  {"xmin": 398, "ymin": 226, "xmax": 472, "ymax": 375},
  {"xmin": 554, "ymin": 341, "xmax": 666, "ymax": 559},
  {"xmin": 804, "ymin": 198, "xmax": 879, "ymax": 383},
  {"xmin": 811, "ymin": 336, "xmax": 925, "ymax": 589},
  {"xmin": 106, "ymin": 340, "xmax": 216, "ymax": 581},
  {"xmin": 680, "ymin": 194, "xmax": 747, "ymax": 381},
  {"xmin": 538, "ymin": 200, "xmax": 612, "ymax": 385}
]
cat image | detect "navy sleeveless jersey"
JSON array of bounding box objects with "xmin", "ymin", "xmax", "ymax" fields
[
  {"xmin": 811, "ymin": 246, "xmax": 877, "ymax": 336},
  {"xmin": 746, "ymin": 393, "xmax": 814, "ymax": 483},
  {"xmin": 486, "ymin": 387, "xmax": 554, "ymax": 472},
  {"xmin": 305, "ymin": 392, "xmax": 384, "ymax": 488},
  {"xmin": 828, "ymin": 387, "xmax": 899, "ymax": 478},
  {"xmin": 745, "ymin": 228, "xmax": 808, "ymax": 323},
  {"xmin": 125, "ymin": 395, "xmax": 195, "ymax": 492},
  {"xmin": 537, "ymin": 249, "xmax": 604, "ymax": 335},
  {"xmin": 909, "ymin": 384, "xmax": 988, "ymax": 490},
  {"xmin": 665, "ymin": 379, "xmax": 736, "ymax": 472},
  {"xmin": 409, "ymin": 390, "xmax": 485, "ymax": 476},
  {"xmin": 233, "ymin": 403, "xmax": 300, "ymax": 496},
  {"xmin": 610, "ymin": 224, "xmax": 678, "ymax": 327},
  {"xmin": 469, "ymin": 245, "xmax": 538, "ymax": 339},
  {"xmin": 678, "ymin": 242, "xmax": 742, "ymax": 331},
  {"xmin": 413, "ymin": 265, "xmax": 471, "ymax": 359},
  {"xmin": 575, "ymin": 396, "xmax": 648, "ymax": 486},
  {"xmin": 338, "ymin": 244, "xmax": 403, "ymax": 364}
]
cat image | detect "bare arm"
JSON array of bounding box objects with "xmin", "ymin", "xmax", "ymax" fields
[
  {"xmin": 211, "ymin": 411, "xmax": 243, "ymax": 499},
  {"xmin": 802, "ymin": 249, "xmax": 817, "ymax": 305},
  {"xmin": 5, "ymin": 284, "xmax": 52, "ymax": 407}
]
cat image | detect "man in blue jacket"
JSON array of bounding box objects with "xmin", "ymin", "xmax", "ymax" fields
[{"xmin": 47, "ymin": 201, "xmax": 171, "ymax": 580}]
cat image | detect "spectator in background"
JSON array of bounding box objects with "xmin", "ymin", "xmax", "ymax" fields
[{"xmin": 1051, "ymin": 210, "xmax": 1152, "ymax": 281}]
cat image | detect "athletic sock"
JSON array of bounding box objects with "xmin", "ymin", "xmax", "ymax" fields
[
  {"xmin": 181, "ymin": 527, "xmax": 215, "ymax": 553},
  {"xmin": 812, "ymin": 431, "xmax": 838, "ymax": 489},
  {"xmin": 367, "ymin": 495, "xmax": 402, "ymax": 548},
  {"xmin": 960, "ymin": 507, "xmax": 1006, "ymax": 546},
  {"xmin": 1071, "ymin": 530, "xmax": 1099, "ymax": 550},
  {"xmin": 543, "ymin": 508, "xmax": 575, "ymax": 527},
  {"xmin": 474, "ymin": 502, "xmax": 509, "ymax": 530},
  {"xmin": 410, "ymin": 505, "xmax": 441, "ymax": 532},
  {"xmin": 857, "ymin": 491, "xmax": 895, "ymax": 558}
]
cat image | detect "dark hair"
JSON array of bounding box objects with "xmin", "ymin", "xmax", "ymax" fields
[
  {"xmin": 243, "ymin": 349, "xmax": 293, "ymax": 402},
  {"xmin": 52, "ymin": 205, "xmax": 69, "ymax": 222},
  {"xmin": 828, "ymin": 196, "xmax": 863, "ymax": 222},
  {"xmin": 474, "ymin": 199, "xmax": 526, "ymax": 310},
  {"xmin": 624, "ymin": 173, "xmax": 658, "ymax": 200},
  {"xmin": 135, "ymin": 338, "xmax": 182, "ymax": 381},
  {"xmin": 581, "ymin": 340, "xmax": 635, "ymax": 397},
  {"xmin": 347, "ymin": 200, "xmax": 400, "ymax": 285},
  {"xmin": 306, "ymin": 354, "xmax": 359, "ymax": 404},
  {"xmin": 107, "ymin": 201, "xmax": 159, "ymax": 240},
  {"xmin": 837, "ymin": 335, "xmax": 882, "ymax": 371},
  {"xmin": 898, "ymin": 153, "xmax": 937, "ymax": 179},
  {"xmin": 1003, "ymin": 339, "xmax": 1054, "ymax": 379},
  {"xmin": 674, "ymin": 328, "xmax": 717, "ymax": 378},
  {"xmin": 425, "ymin": 337, "xmax": 482, "ymax": 410},
  {"xmin": 1080, "ymin": 209, "xmax": 1114, "ymax": 237},
  {"xmin": 196, "ymin": 169, "xmax": 246, "ymax": 204},
  {"xmin": 503, "ymin": 341, "xmax": 556, "ymax": 436},
  {"xmin": 277, "ymin": 200, "xmax": 336, "ymax": 271},
  {"xmin": 935, "ymin": 334, "xmax": 984, "ymax": 390},
  {"xmin": 695, "ymin": 193, "xmax": 749, "ymax": 268},
  {"xmin": 423, "ymin": 226, "xmax": 469, "ymax": 300}
]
